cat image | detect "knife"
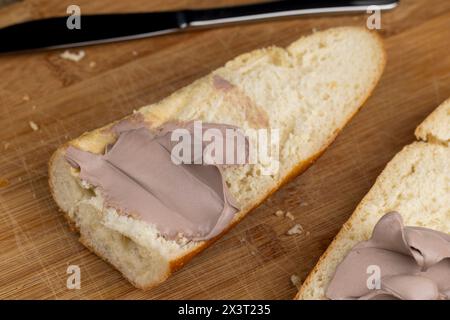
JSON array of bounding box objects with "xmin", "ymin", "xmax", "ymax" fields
[{"xmin": 0, "ymin": 0, "xmax": 398, "ymax": 54}]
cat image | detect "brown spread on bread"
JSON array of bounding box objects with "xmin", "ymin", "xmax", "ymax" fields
[
  {"xmin": 65, "ymin": 121, "xmax": 248, "ymax": 241},
  {"xmin": 326, "ymin": 212, "xmax": 450, "ymax": 300}
]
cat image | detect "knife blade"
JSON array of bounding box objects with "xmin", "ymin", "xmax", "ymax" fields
[{"xmin": 0, "ymin": 0, "xmax": 398, "ymax": 54}]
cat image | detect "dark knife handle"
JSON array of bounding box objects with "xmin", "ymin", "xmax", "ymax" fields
[{"xmin": 184, "ymin": 0, "xmax": 398, "ymax": 27}]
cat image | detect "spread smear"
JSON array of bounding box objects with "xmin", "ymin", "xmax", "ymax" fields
[{"xmin": 65, "ymin": 122, "xmax": 247, "ymax": 241}]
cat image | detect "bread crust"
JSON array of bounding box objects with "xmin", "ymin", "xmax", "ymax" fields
[{"xmin": 48, "ymin": 27, "xmax": 387, "ymax": 290}]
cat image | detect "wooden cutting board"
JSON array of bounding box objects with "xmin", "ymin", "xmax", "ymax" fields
[{"xmin": 0, "ymin": 0, "xmax": 449, "ymax": 299}]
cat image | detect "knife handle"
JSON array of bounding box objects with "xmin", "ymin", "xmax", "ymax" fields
[{"xmin": 184, "ymin": 0, "xmax": 398, "ymax": 28}]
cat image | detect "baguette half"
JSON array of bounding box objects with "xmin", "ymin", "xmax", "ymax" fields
[
  {"xmin": 49, "ymin": 27, "xmax": 386, "ymax": 289},
  {"xmin": 296, "ymin": 98, "xmax": 450, "ymax": 299}
]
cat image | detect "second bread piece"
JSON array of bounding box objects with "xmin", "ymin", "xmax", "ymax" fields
[
  {"xmin": 49, "ymin": 27, "xmax": 386, "ymax": 289},
  {"xmin": 296, "ymin": 98, "xmax": 450, "ymax": 300}
]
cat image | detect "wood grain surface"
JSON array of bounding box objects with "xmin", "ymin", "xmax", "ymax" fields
[{"xmin": 0, "ymin": 0, "xmax": 449, "ymax": 299}]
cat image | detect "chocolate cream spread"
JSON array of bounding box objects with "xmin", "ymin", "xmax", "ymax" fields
[
  {"xmin": 65, "ymin": 121, "xmax": 248, "ymax": 241},
  {"xmin": 326, "ymin": 212, "xmax": 450, "ymax": 300}
]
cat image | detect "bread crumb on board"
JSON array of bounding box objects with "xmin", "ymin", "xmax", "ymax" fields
[
  {"xmin": 285, "ymin": 211, "xmax": 295, "ymax": 220},
  {"xmin": 290, "ymin": 274, "xmax": 302, "ymax": 288},
  {"xmin": 300, "ymin": 202, "xmax": 308, "ymax": 207},
  {"xmin": 29, "ymin": 121, "xmax": 39, "ymax": 131},
  {"xmin": 22, "ymin": 94, "xmax": 30, "ymax": 101},
  {"xmin": 89, "ymin": 61, "xmax": 96, "ymax": 68},
  {"xmin": 274, "ymin": 210, "xmax": 284, "ymax": 217},
  {"xmin": 275, "ymin": 210, "xmax": 295, "ymax": 220},
  {"xmin": 287, "ymin": 224, "xmax": 303, "ymax": 236},
  {"xmin": 60, "ymin": 50, "xmax": 85, "ymax": 62},
  {"xmin": 3, "ymin": 142, "xmax": 10, "ymax": 150}
]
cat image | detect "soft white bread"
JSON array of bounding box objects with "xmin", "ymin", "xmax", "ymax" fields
[
  {"xmin": 296, "ymin": 98, "xmax": 450, "ymax": 300},
  {"xmin": 49, "ymin": 27, "xmax": 386, "ymax": 289}
]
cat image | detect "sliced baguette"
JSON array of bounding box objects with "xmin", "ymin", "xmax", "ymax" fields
[
  {"xmin": 49, "ymin": 27, "xmax": 386, "ymax": 289},
  {"xmin": 296, "ymin": 98, "xmax": 450, "ymax": 300}
]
